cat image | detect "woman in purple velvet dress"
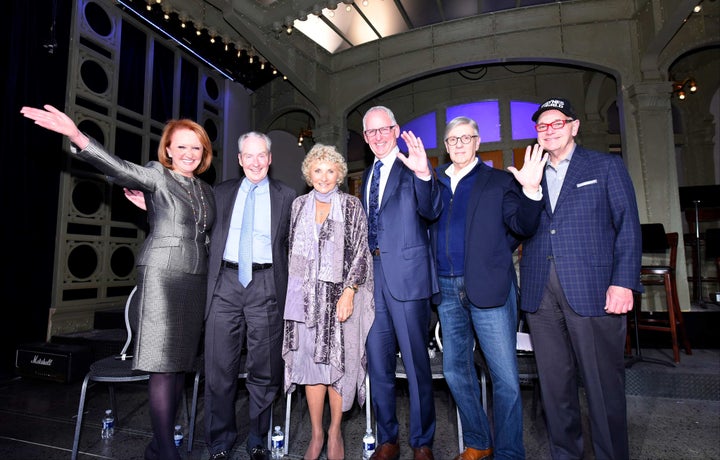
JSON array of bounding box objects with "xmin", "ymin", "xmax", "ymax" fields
[{"xmin": 282, "ymin": 144, "xmax": 374, "ymax": 460}]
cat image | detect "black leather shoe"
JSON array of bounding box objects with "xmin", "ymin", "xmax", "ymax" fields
[
  {"xmin": 208, "ymin": 451, "xmax": 229, "ymax": 460},
  {"xmin": 250, "ymin": 445, "xmax": 271, "ymax": 460}
]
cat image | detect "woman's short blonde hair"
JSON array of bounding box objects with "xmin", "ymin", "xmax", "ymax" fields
[{"xmin": 301, "ymin": 143, "xmax": 348, "ymax": 186}]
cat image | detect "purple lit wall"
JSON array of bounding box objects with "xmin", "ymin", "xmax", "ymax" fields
[
  {"xmin": 446, "ymin": 102, "xmax": 501, "ymax": 142},
  {"xmin": 510, "ymin": 101, "xmax": 538, "ymax": 140},
  {"xmin": 397, "ymin": 100, "xmax": 540, "ymax": 153},
  {"xmin": 397, "ymin": 112, "xmax": 437, "ymax": 152}
]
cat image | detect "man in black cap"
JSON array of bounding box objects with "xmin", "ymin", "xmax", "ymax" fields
[{"xmin": 518, "ymin": 98, "xmax": 642, "ymax": 459}]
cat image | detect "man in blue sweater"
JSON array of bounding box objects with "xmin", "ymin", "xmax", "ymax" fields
[{"xmin": 432, "ymin": 116, "xmax": 546, "ymax": 460}]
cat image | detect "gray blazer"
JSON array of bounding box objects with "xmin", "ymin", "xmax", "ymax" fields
[
  {"xmin": 76, "ymin": 139, "xmax": 216, "ymax": 275},
  {"xmin": 205, "ymin": 176, "xmax": 295, "ymax": 315}
]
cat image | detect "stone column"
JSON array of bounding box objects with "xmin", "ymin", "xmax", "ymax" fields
[
  {"xmin": 624, "ymin": 81, "xmax": 691, "ymax": 308},
  {"xmin": 312, "ymin": 121, "xmax": 347, "ymax": 155}
]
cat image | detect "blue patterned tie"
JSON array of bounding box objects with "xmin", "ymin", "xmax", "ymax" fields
[
  {"xmin": 368, "ymin": 160, "xmax": 383, "ymax": 251},
  {"xmin": 238, "ymin": 184, "xmax": 257, "ymax": 287}
]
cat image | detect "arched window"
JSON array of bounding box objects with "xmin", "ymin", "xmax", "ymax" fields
[{"xmin": 446, "ymin": 101, "xmax": 501, "ymax": 142}]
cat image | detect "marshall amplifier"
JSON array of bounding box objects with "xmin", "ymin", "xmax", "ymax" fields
[{"xmin": 15, "ymin": 342, "xmax": 92, "ymax": 383}]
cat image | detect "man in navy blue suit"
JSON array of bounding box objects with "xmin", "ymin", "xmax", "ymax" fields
[
  {"xmin": 433, "ymin": 116, "xmax": 546, "ymax": 460},
  {"xmin": 520, "ymin": 98, "xmax": 642, "ymax": 459},
  {"xmin": 361, "ymin": 106, "xmax": 442, "ymax": 460}
]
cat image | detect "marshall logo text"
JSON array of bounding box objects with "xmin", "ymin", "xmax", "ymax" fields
[{"xmin": 31, "ymin": 355, "xmax": 53, "ymax": 366}]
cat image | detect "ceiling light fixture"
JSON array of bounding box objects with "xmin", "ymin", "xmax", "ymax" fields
[
  {"xmin": 672, "ymin": 77, "xmax": 698, "ymax": 100},
  {"xmin": 115, "ymin": 0, "xmax": 281, "ymax": 87},
  {"xmin": 298, "ymin": 128, "xmax": 313, "ymax": 146},
  {"xmin": 328, "ymin": 0, "xmax": 339, "ymax": 15},
  {"xmin": 161, "ymin": 3, "xmax": 171, "ymax": 20},
  {"xmin": 115, "ymin": 0, "xmax": 232, "ymax": 80}
]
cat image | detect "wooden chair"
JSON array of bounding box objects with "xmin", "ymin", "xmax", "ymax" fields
[
  {"xmin": 633, "ymin": 224, "xmax": 692, "ymax": 363},
  {"xmin": 705, "ymin": 228, "xmax": 720, "ymax": 294}
]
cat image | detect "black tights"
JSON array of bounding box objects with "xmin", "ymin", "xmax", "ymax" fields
[{"xmin": 146, "ymin": 372, "xmax": 185, "ymax": 460}]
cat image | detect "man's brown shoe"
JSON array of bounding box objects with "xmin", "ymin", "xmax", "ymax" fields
[
  {"xmin": 369, "ymin": 442, "xmax": 400, "ymax": 460},
  {"xmin": 452, "ymin": 447, "xmax": 493, "ymax": 460},
  {"xmin": 413, "ymin": 446, "xmax": 434, "ymax": 460}
]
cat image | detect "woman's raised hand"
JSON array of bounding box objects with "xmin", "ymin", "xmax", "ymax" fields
[{"xmin": 20, "ymin": 104, "xmax": 89, "ymax": 149}]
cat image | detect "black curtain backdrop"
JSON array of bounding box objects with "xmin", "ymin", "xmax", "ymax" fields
[{"xmin": 2, "ymin": 0, "xmax": 71, "ymax": 378}]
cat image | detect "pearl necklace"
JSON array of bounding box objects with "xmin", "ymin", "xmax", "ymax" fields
[{"xmin": 183, "ymin": 177, "xmax": 208, "ymax": 233}]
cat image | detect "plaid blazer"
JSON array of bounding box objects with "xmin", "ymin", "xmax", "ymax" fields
[{"xmin": 519, "ymin": 146, "xmax": 643, "ymax": 317}]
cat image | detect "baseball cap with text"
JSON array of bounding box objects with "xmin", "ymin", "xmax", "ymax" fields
[{"xmin": 531, "ymin": 98, "xmax": 578, "ymax": 122}]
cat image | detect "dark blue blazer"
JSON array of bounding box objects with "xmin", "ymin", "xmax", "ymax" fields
[
  {"xmin": 433, "ymin": 160, "xmax": 544, "ymax": 307},
  {"xmin": 361, "ymin": 155, "xmax": 442, "ymax": 301},
  {"xmin": 519, "ymin": 146, "xmax": 643, "ymax": 317},
  {"xmin": 206, "ymin": 177, "xmax": 296, "ymax": 317}
]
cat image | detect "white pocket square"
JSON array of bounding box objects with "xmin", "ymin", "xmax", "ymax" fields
[{"xmin": 576, "ymin": 179, "xmax": 598, "ymax": 188}]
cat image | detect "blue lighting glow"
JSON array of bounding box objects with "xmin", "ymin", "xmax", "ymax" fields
[
  {"xmin": 446, "ymin": 102, "xmax": 500, "ymax": 142},
  {"xmin": 397, "ymin": 112, "xmax": 437, "ymax": 152},
  {"xmin": 510, "ymin": 101, "xmax": 538, "ymax": 140}
]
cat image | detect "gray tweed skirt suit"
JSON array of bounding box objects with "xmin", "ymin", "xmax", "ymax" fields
[{"xmin": 75, "ymin": 139, "xmax": 216, "ymax": 372}]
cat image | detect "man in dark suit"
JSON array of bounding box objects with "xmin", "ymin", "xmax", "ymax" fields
[
  {"xmin": 204, "ymin": 132, "xmax": 295, "ymax": 460},
  {"xmin": 361, "ymin": 106, "xmax": 442, "ymax": 460},
  {"xmin": 520, "ymin": 98, "xmax": 642, "ymax": 459},
  {"xmin": 432, "ymin": 116, "xmax": 546, "ymax": 460}
]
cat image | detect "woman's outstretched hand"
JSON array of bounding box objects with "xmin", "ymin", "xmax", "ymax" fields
[
  {"xmin": 20, "ymin": 104, "xmax": 90, "ymax": 149},
  {"xmin": 124, "ymin": 188, "xmax": 147, "ymax": 211}
]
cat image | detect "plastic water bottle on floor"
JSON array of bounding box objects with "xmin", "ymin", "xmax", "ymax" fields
[
  {"xmin": 362, "ymin": 428, "xmax": 376, "ymax": 458},
  {"xmin": 173, "ymin": 425, "xmax": 183, "ymax": 447},
  {"xmin": 271, "ymin": 425, "xmax": 284, "ymax": 459},
  {"xmin": 101, "ymin": 409, "xmax": 114, "ymax": 439}
]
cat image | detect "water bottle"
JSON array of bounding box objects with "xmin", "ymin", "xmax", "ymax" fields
[
  {"xmin": 427, "ymin": 337, "xmax": 437, "ymax": 359},
  {"xmin": 270, "ymin": 425, "xmax": 284, "ymax": 459},
  {"xmin": 173, "ymin": 425, "xmax": 183, "ymax": 447},
  {"xmin": 362, "ymin": 428, "xmax": 376, "ymax": 458},
  {"xmin": 101, "ymin": 409, "xmax": 114, "ymax": 439}
]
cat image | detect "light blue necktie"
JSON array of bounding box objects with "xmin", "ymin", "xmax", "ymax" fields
[{"xmin": 238, "ymin": 184, "xmax": 257, "ymax": 287}]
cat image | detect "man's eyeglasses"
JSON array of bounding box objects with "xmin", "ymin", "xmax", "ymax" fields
[
  {"xmin": 535, "ymin": 119, "xmax": 574, "ymax": 132},
  {"xmin": 364, "ymin": 125, "xmax": 396, "ymax": 137},
  {"xmin": 445, "ymin": 135, "xmax": 478, "ymax": 146}
]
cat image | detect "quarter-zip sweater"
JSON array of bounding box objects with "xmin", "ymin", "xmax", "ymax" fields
[{"xmin": 435, "ymin": 161, "xmax": 482, "ymax": 277}]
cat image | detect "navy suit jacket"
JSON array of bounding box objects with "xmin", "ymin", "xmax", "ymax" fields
[
  {"xmin": 519, "ymin": 146, "xmax": 642, "ymax": 317},
  {"xmin": 362, "ymin": 156, "xmax": 442, "ymax": 301},
  {"xmin": 205, "ymin": 177, "xmax": 296, "ymax": 317},
  {"xmin": 433, "ymin": 161, "xmax": 544, "ymax": 307}
]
